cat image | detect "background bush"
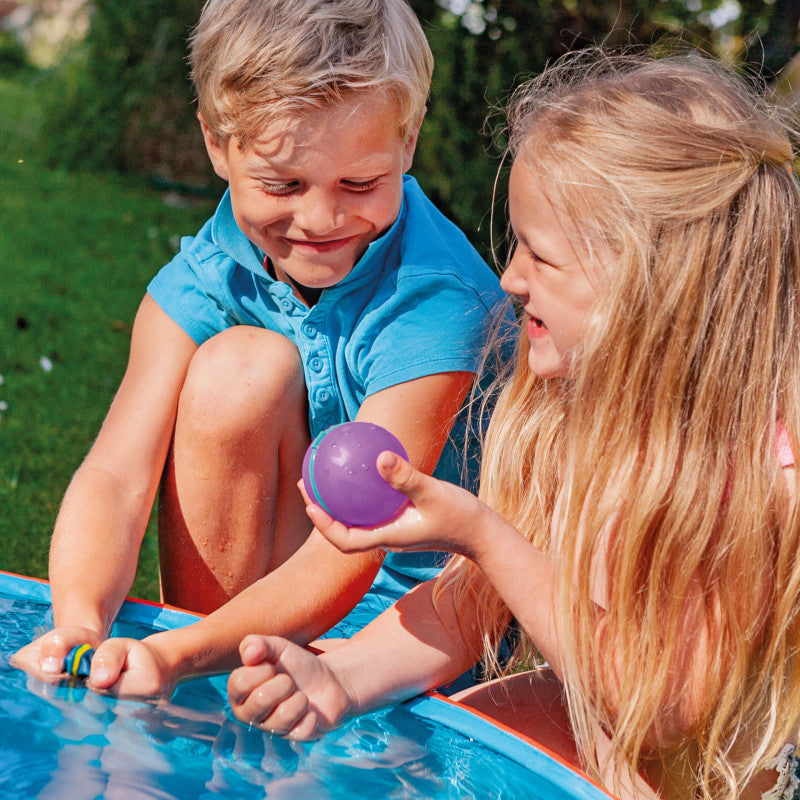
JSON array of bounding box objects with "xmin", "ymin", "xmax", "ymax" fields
[
  {"xmin": 36, "ymin": 0, "xmax": 799, "ymax": 260},
  {"xmin": 39, "ymin": 0, "xmax": 216, "ymax": 191},
  {"xmin": 2, "ymin": 0, "xmax": 797, "ymax": 596}
]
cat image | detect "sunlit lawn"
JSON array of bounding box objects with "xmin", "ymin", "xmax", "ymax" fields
[{"xmin": 0, "ymin": 71, "xmax": 218, "ymax": 600}]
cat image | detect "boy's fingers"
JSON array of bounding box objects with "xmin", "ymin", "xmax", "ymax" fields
[
  {"xmin": 87, "ymin": 640, "xmax": 128, "ymax": 689},
  {"xmin": 39, "ymin": 628, "xmax": 101, "ymax": 675},
  {"xmin": 35, "ymin": 638, "xmax": 67, "ymax": 676}
]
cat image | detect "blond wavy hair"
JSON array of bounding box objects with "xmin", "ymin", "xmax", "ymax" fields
[
  {"xmin": 440, "ymin": 52, "xmax": 800, "ymax": 799},
  {"xmin": 188, "ymin": 0, "xmax": 433, "ymax": 147}
]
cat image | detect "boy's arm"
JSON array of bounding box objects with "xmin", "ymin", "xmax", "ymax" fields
[
  {"xmin": 87, "ymin": 370, "xmax": 474, "ymax": 696},
  {"xmin": 226, "ymin": 576, "xmax": 481, "ymax": 739},
  {"xmin": 11, "ymin": 295, "xmax": 197, "ymax": 678}
]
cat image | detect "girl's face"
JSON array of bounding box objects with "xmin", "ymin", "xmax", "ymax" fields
[{"xmin": 501, "ymin": 160, "xmax": 601, "ymax": 379}]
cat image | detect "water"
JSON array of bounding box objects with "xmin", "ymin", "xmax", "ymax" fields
[{"xmin": 0, "ymin": 582, "xmax": 605, "ymax": 799}]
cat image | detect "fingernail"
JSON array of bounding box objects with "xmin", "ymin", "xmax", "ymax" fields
[
  {"xmin": 241, "ymin": 643, "xmax": 260, "ymax": 662},
  {"xmin": 92, "ymin": 668, "xmax": 111, "ymax": 683},
  {"xmin": 381, "ymin": 452, "xmax": 398, "ymax": 469},
  {"xmin": 41, "ymin": 657, "xmax": 61, "ymax": 674}
]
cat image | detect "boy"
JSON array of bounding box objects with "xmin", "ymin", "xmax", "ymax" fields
[{"xmin": 12, "ymin": 0, "xmax": 505, "ymax": 697}]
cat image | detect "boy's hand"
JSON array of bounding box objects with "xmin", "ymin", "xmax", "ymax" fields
[
  {"xmin": 302, "ymin": 452, "xmax": 493, "ymax": 562},
  {"xmin": 227, "ymin": 635, "xmax": 353, "ymax": 740},
  {"xmin": 84, "ymin": 637, "xmax": 176, "ymax": 698},
  {"xmin": 10, "ymin": 626, "xmax": 104, "ymax": 682}
]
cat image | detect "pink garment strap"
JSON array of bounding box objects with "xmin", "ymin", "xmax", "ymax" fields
[{"xmin": 776, "ymin": 422, "xmax": 795, "ymax": 468}]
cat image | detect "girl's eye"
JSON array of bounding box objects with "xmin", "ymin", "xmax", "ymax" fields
[
  {"xmin": 520, "ymin": 244, "xmax": 544, "ymax": 266},
  {"xmin": 527, "ymin": 246, "xmax": 556, "ymax": 269},
  {"xmin": 342, "ymin": 177, "xmax": 380, "ymax": 192}
]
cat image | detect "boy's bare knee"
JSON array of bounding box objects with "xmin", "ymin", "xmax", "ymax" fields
[{"xmin": 179, "ymin": 327, "xmax": 305, "ymax": 432}]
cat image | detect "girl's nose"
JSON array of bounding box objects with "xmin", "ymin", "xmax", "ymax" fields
[{"xmin": 500, "ymin": 247, "xmax": 528, "ymax": 298}]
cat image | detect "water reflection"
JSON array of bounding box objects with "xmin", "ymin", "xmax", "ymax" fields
[{"xmin": 0, "ymin": 593, "xmax": 545, "ymax": 800}]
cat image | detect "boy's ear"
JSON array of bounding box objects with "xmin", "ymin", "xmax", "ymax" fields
[
  {"xmin": 402, "ymin": 115, "xmax": 424, "ymax": 173},
  {"xmin": 198, "ymin": 114, "xmax": 231, "ymax": 182}
]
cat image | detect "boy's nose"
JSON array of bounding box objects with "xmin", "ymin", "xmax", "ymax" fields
[{"xmin": 294, "ymin": 189, "xmax": 343, "ymax": 235}]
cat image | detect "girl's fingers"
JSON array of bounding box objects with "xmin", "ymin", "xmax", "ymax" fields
[
  {"xmin": 297, "ymin": 479, "xmax": 312, "ymax": 505},
  {"xmin": 228, "ymin": 661, "xmax": 278, "ymax": 704},
  {"xmin": 375, "ymin": 451, "xmax": 418, "ymax": 493},
  {"xmin": 287, "ymin": 709, "xmax": 321, "ymax": 741},
  {"xmin": 239, "ymin": 633, "xmax": 273, "ymax": 665},
  {"xmin": 304, "ymin": 505, "xmax": 371, "ymax": 551},
  {"xmin": 254, "ymin": 678, "xmax": 309, "ymax": 733},
  {"xmin": 232, "ymin": 671, "xmax": 304, "ymax": 732}
]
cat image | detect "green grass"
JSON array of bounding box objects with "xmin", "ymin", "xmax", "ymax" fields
[{"xmin": 0, "ymin": 72, "xmax": 218, "ymax": 600}]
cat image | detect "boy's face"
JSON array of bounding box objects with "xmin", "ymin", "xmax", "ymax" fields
[{"xmin": 201, "ymin": 93, "xmax": 419, "ymax": 292}]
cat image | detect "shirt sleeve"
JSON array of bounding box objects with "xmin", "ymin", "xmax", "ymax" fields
[
  {"xmin": 147, "ymin": 234, "xmax": 239, "ymax": 346},
  {"xmin": 351, "ymin": 266, "xmax": 506, "ymax": 397}
]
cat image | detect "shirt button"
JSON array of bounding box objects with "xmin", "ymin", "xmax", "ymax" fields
[
  {"xmin": 316, "ymin": 389, "xmax": 330, "ymax": 403},
  {"xmin": 310, "ymin": 358, "xmax": 323, "ymax": 372},
  {"xmin": 303, "ymin": 323, "xmax": 317, "ymax": 337}
]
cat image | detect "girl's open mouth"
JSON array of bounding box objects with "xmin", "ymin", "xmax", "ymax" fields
[{"xmin": 526, "ymin": 315, "xmax": 549, "ymax": 339}]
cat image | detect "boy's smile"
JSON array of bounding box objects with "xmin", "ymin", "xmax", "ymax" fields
[{"xmin": 201, "ymin": 93, "xmax": 419, "ymax": 297}]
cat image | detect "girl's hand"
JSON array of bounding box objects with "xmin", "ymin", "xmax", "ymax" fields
[
  {"xmin": 301, "ymin": 451, "xmax": 494, "ymax": 561},
  {"xmin": 227, "ymin": 635, "xmax": 353, "ymax": 740},
  {"xmin": 10, "ymin": 626, "xmax": 104, "ymax": 683}
]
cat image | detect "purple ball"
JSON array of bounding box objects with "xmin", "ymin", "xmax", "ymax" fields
[{"xmin": 302, "ymin": 422, "xmax": 409, "ymax": 527}]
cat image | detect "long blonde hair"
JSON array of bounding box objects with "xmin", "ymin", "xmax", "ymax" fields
[{"xmin": 442, "ymin": 52, "xmax": 800, "ymax": 798}]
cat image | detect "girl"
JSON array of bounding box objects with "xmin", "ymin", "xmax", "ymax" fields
[{"xmin": 225, "ymin": 52, "xmax": 800, "ymax": 800}]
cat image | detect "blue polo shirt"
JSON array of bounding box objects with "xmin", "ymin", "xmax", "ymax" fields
[{"xmin": 148, "ymin": 175, "xmax": 507, "ymax": 611}]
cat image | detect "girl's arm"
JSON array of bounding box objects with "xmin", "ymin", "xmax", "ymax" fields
[
  {"xmin": 10, "ymin": 295, "xmax": 197, "ymax": 678},
  {"xmin": 224, "ymin": 456, "xmax": 567, "ymax": 740},
  {"xmin": 315, "ymin": 455, "xmax": 724, "ymax": 740},
  {"xmin": 227, "ymin": 574, "xmax": 481, "ymax": 739},
  {"xmin": 304, "ymin": 453, "xmax": 566, "ymax": 677}
]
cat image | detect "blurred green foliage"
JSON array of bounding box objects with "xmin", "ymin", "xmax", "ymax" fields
[
  {"xmin": 39, "ymin": 0, "xmax": 217, "ymax": 190},
  {"xmin": 0, "ymin": 29, "xmax": 31, "ymax": 73},
  {"xmin": 0, "ymin": 73, "xmax": 217, "ymax": 598}
]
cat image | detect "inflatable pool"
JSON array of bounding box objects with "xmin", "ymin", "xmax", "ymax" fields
[{"xmin": 0, "ymin": 571, "xmax": 611, "ymax": 799}]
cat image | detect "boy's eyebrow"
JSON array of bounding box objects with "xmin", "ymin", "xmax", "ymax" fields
[{"xmin": 246, "ymin": 144, "xmax": 397, "ymax": 175}]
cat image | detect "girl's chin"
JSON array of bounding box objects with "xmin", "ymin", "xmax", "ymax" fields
[{"xmin": 527, "ymin": 352, "xmax": 567, "ymax": 380}]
